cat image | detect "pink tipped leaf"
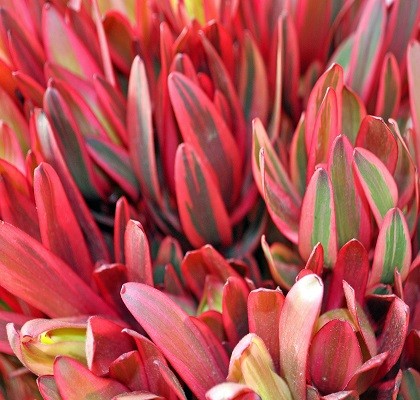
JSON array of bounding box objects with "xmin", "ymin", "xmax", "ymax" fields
[
  {"xmin": 124, "ymin": 220, "xmax": 153, "ymax": 286},
  {"xmin": 114, "ymin": 197, "xmax": 131, "ymax": 264},
  {"xmin": 374, "ymin": 53, "xmax": 401, "ymax": 120},
  {"xmin": 279, "ymin": 274, "xmax": 324, "ymax": 400},
  {"xmin": 54, "ymin": 356, "xmax": 128, "ymax": 400},
  {"xmin": 353, "ymin": 147, "xmax": 398, "ymax": 226},
  {"xmin": 304, "ymin": 243, "xmax": 324, "ymax": 276},
  {"xmin": 0, "ymin": 222, "xmax": 116, "ymax": 318},
  {"xmin": 346, "ymin": 0, "xmax": 385, "ymax": 101},
  {"xmin": 169, "ymin": 71, "xmax": 242, "ymax": 207},
  {"xmin": 355, "ymin": 116, "xmax": 398, "ymax": 174},
  {"xmin": 298, "ymin": 168, "xmax": 337, "ymax": 267},
  {"xmin": 175, "ymin": 143, "xmax": 232, "ymax": 248},
  {"xmin": 127, "ymin": 56, "xmax": 162, "ymax": 206},
  {"xmin": 121, "ymin": 283, "xmax": 228, "ymax": 399}
]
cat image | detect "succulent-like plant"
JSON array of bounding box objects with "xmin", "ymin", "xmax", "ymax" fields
[{"xmin": 0, "ymin": 0, "xmax": 417, "ymax": 399}]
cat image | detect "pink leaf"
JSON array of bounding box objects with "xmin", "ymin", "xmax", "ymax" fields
[
  {"xmin": 279, "ymin": 274, "xmax": 323, "ymax": 400},
  {"xmin": 124, "ymin": 220, "xmax": 153, "ymax": 286},
  {"xmin": 121, "ymin": 283, "xmax": 228, "ymax": 399},
  {"xmin": 54, "ymin": 356, "xmax": 128, "ymax": 400}
]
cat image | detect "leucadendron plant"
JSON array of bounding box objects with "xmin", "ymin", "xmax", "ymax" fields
[{"xmin": 0, "ymin": 0, "xmax": 417, "ymax": 399}]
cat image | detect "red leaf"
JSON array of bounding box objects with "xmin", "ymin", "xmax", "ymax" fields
[
  {"xmin": 124, "ymin": 220, "xmax": 153, "ymax": 286},
  {"xmin": 121, "ymin": 283, "xmax": 229, "ymax": 399},
  {"xmin": 222, "ymin": 276, "xmax": 250, "ymax": 349},
  {"xmin": 248, "ymin": 288, "xmax": 284, "ymax": 373},
  {"xmin": 86, "ymin": 317, "xmax": 133, "ymax": 376},
  {"xmin": 309, "ymin": 320, "xmax": 363, "ymax": 394},
  {"xmin": 355, "ymin": 116, "xmax": 398, "ymax": 174},
  {"xmin": 327, "ymin": 240, "xmax": 369, "ymax": 310}
]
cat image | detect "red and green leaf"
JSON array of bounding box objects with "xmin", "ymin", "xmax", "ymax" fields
[
  {"xmin": 341, "ymin": 86, "xmax": 366, "ymax": 145},
  {"xmin": 305, "ymin": 63, "xmax": 343, "ymax": 151},
  {"xmin": 307, "ymin": 88, "xmax": 339, "ymax": 179},
  {"xmin": 374, "ymin": 53, "xmax": 401, "ymax": 120},
  {"xmin": 355, "ymin": 116, "xmax": 398, "ymax": 174},
  {"xmin": 328, "ymin": 135, "xmax": 370, "ymax": 248},
  {"xmin": 298, "ymin": 168, "xmax": 337, "ymax": 267},
  {"xmin": 370, "ymin": 208, "xmax": 411, "ymax": 285},
  {"xmin": 0, "ymin": 222, "xmax": 116, "ymax": 318},
  {"xmin": 34, "ymin": 163, "xmax": 93, "ymax": 285},
  {"xmin": 346, "ymin": 0, "xmax": 385, "ymax": 101},
  {"xmin": 352, "ymin": 147, "xmax": 398, "ymax": 226},
  {"xmin": 175, "ymin": 143, "xmax": 232, "ymax": 248},
  {"xmin": 279, "ymin": 274, "xmax": 323, "ymax": 400},
  {"xmin": 169, "ymin": 71, "xmax": 242, "ymax": 207},
  {"xmin": 127, "ymin": 56, "xmax": 162, "ymax": 206},
  {"xmin": 239, "ymin": 32, "xmax": 269, "ymax": 127},
  {"xmin": 261, "ymin": 237, "xmax": 302, "ymax": 290},
  {"xmin": 121, "ymin": 283, "xmax": 228, "ymax": 399}
]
